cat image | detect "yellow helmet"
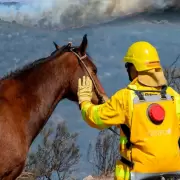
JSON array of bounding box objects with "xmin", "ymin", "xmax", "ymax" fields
[{"xmin": 123, "ymin": 41, "xmax": 162, "ymax": 72}]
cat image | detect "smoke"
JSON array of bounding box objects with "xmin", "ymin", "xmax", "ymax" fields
[{"xmin": 0, "ymin": 0, "xmax": 179, "ymax": 29}]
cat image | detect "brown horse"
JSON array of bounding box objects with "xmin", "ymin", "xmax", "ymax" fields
[{"xmin": 0, "ymin": 34, "xmax": 108, "ymax": 180}]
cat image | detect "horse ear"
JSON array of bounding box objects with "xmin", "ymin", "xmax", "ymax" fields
[
  {"xmin": 53, "ymin": 41, "xmax": 61, "ymax": 50},
  {"xmin": 79, "ymin": 34, "xmax": 88, "ymax": 56}
]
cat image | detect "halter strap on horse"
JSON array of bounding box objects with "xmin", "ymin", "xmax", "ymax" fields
[{"xmin": 67, "ymin": 41, "xmax": 105, "ymax": 103}]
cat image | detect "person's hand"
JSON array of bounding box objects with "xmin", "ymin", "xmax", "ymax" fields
[{"xmin": 78, "ymin": 76, "xmax": 93, "ymax": 104}]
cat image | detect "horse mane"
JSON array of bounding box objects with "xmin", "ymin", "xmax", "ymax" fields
[{"xmin": 1, "ymin": 44, "xmax": 69, "ymax": 80}]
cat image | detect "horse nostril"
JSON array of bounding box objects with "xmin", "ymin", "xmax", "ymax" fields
[
  {"xmin": 98, "ymin": 95, "xmax": 109, "ymax": 104},
  {"xmin": 103, "ymin": 95, "xmax": 109, "ymax": 102}
]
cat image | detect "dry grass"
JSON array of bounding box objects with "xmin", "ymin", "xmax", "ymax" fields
[
  {"xmin": 83, "ymin": 174, "xmax": 114, "ymax": 180},
  {"xmin": 16, "ymin": 172, "xmax": 35, "ymax": 180}
]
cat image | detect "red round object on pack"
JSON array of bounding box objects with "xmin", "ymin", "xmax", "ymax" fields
[{"xmin": 148, "ymin": 104, "xmax": 165, "ymax": 123}]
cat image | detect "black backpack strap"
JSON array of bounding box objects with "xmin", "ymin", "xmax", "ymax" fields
[
  {"xmin": 134, "ymin": 90, "xmax": 145, "ymax": 101},
  {"xmin": 108, "ymin": 126, "xmax": 134, "ymax": 168},
  {"xmin": 130, "ymin": 84, "xmax": 168, "ymax": 101},
  {"xmin": 160, "ymin": 85, "xmax": 167, "ymax": 99},
  {"xmin": 108, "ymin": 125, "xmax": 132, "ymax": 149},
  {"xmin": 120, "ymin": 155, "xmax": 134, "ymax": 169},
  {"xmin": 120, "ymin": 124, "xmax": 132, "ymax": 149}
]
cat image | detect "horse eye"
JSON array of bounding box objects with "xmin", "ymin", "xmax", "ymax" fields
[{"xmin": 93, "ymin": 69, "xmax": 97, "ymax": 74}]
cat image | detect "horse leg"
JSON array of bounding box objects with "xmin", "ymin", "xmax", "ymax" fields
[{"xmin": 2, "ymin": 162, "xmax": 25, "ymax": 180}]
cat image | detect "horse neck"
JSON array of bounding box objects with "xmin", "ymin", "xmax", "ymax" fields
[{"xmin": 12, "ymin": 53, "xmax": 73, "ymax": 144}]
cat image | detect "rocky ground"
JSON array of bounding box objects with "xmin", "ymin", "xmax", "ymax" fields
[
  {"xmin": 17, "ymin": 172, "xmax": 114, "ymax": 180},
  {"xmin": 83, "ymin": 174, "xmax": 114, "ymax": 180}
]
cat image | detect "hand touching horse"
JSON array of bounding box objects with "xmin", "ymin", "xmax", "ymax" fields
[{"xmin": 0, "ymin": 34, "xmax": 107, "ymax": 180}]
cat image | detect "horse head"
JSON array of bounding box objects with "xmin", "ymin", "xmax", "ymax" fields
[{"xmin": 52, "ymin": 34, "xmax": 108, "ymax": 104}]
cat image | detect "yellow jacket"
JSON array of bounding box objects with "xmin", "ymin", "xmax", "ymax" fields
[{"xmin": 81, "ymin": 78, "xmax": 180, "ymax": 180}]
